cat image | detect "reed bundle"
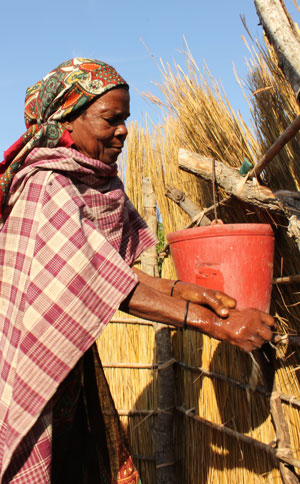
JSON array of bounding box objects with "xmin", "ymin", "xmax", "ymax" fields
[
  {"xmin": 97, "ymin": 312, "xmax": 158, "ymax": 482},
  {"xmin": 97, "ymin": 35, "xmax": 300, "ymax": 483}
]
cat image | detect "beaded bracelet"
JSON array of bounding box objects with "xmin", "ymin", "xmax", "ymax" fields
[
  {"xmin": 170, "ymin": 279, "xmax": 181, "ymax": 297},
  {"xmin": 183, "ymin": 300, "xmax": 190, "ymax": 330}
]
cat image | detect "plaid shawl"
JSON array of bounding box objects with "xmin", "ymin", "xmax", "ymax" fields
[{"xmin": 0, "ymin": 147, "xmax": 156, "ymax": 482}]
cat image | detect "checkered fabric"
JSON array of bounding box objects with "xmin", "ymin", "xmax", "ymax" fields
[{"xmin": 0, "ymin": 147, "xmax": 156, "ymax": 482}]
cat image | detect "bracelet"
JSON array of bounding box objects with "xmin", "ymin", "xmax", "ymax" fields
[
  {"xmin": 183, "ymin": 300, "xmax": 190, "ymax": 330},
  {"xmin": 170, "ymin": 279, "xmax": 181, "ymax": 297}
]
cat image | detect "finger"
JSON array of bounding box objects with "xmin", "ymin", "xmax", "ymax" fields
[
  {"xmin": 243, "ymin": 308, "xmax": 275, "ymax": 328},
  {"xmin": 211, "ymin": 292, "xmax": 237, "ymax": 316},
  {"xmin": 205, "ymin": 299, "xmax": 230, "ymax": 317},
  {"xmin": 242, "ymin": 337, "xmax": 266, "ymax": 352},
  {"xmin": 257, "ymin": 324, "xmax": 273, "ymax": 341},
  {"xmin": 216, "ymin": 292, "xmax": 237, "ymax": 309},
  {"xmin": 250, "ymin": 333, "xmax": 265, "ymax": 348},
  {"xmin": 255, "ymin": 311, "xmax": 277, "ymax": 328},
  {"xmin": 232, "ymin": 331, "xmax": 265, "ymax": 352},
  {"xmin": 184, "ymin": 288, "xmax": 227, "ymax": 315},
  {"xmin": 238, "ymin": 340, "xmax": 254, "ymax": 352},
  {"xmin": 260, "ymin": 313, "xmax": 276, "ymax": 327}
]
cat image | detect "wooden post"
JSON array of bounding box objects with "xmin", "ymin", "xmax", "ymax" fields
[
  {"xmin": 141, "ymin": 177, "xmax": 176, "ymax": 484},
  {"xmin": 254, "ymin": 0, "xmax": 300, "ymax": 101},
  {"xmin": 270, "ymin": 389, "xmax": 300, "ymax": 483},
  {"xmin": 141, "ymin": 178, "xmax": 159, "ymax": 277}
]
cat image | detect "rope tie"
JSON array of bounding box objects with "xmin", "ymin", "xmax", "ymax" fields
[{"xmin": 157, "ymin": 357, "xmax": 177, "ymax": 370}]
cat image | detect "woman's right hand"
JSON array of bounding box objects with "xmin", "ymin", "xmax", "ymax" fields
[{"xmin": 188, "ymin": 305, "xmax": 275, "ymax": 352}]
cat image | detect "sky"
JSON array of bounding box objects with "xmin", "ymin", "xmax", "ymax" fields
[{"xmin": 1, "ymin": 0, "xmax": 299, "ymax": 156}]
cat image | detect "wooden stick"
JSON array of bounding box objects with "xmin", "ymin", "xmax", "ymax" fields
[
  {"xmin": 186, "ymin": 196, "xmax": 232, "ymax": 227},
  {"xmin": 102, "ymin": 362, "xmax": 157, "ymax": 369},
  {"xmin": 273, "ymin": 334, "xmax": 300, "ymax": 346},
  {"xmin": 165, "ymin": 185, "xmax": 232, "ymax": 228},
  {"xmin": 109, "ymin": 317, "xmax": 154, "ymax": 326},
  {"xmin": 165, "ymin": 185, "xmax": 211, "ymax": 225},
  {"xmin": 177, "ymin": 148, "xmax": 300, "ymax": 249},
  {"xmin": 105, "ymin": 407, "xmax": 174, "ymax": 417},
  {"xmin": 272, "ymin": 274, "xmax": 300, "ymax": 284},
  {"xmin": 177, "ymin": 361, "xmax": 300, "ymax": 409},
  {"xmin": 176, "ymin": 406, "xmax": 300, "ymax": 469},
  {"xmin": 269, "ymin": 390, "xmax": 299, "ymax": 483},
  {"xmin": 109, "ymin": 317, "xmax": 175, "ymax": 329},
  {"xmin": 104, "ymin": 409, "xmax": 158, "ymax": 416},
  {"xmin": 248, "ymin": 115, "xmax": 300, "ymax": 179},
  {"xmin": 178, "ymin": 148, "xmax": 283, "ymax": 213}
]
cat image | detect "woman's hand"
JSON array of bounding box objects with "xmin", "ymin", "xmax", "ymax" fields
[
  {"xmin": 187, "ymin": 305, "xmax": 275, "ymax": 352},
  {"xmin": 172, "ymin": 281, "xmax": 237, "ymax": 317},
  {"xmin": 121, "ymin": 280, "xmax": 275, "ymax": 352},
  {"xmin": 132, "ymin": 269, "xmax": 236, "ymax": 317}
]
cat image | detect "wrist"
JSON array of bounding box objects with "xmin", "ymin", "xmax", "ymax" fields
[
  {"xmin": 186, "ymin": 303, "xmax": 217, "ymax": 335},
  {"xmin": 170, "ymin": 279, "xmax": 182, "ymax": 297}
]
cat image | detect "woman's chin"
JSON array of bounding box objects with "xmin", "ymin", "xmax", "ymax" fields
[{"xmin": 101, "ymin": 150, "xmax": 122, "ymax": 164}]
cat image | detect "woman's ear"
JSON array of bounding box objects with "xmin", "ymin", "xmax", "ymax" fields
[{"xmin": 62, "ymin": 120, "xmax": 73, "ymax": 132}]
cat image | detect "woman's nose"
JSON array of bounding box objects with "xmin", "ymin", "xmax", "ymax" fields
[{"xmin": 115, "ymin": 122, "xmax": 128, "ymax": 138}]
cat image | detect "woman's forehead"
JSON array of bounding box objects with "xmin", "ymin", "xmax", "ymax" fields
[{"xmin": 87, "ymin": 88, "xmax": 130, "ymax": 114}]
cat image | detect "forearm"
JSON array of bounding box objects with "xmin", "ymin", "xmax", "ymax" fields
[
  {"xmin": 131, "ymin": 268, "xmax": 236, "ymax": 316},
  {"xmin": 120, "ymin": 281, "xmax": 213, "ymax": 333},
  {"xmin": 132, "ymin": 267, "xmax": 175, "ymax": 296},
  {"xmin": 119, "ymin": 281, "xmax": 275, "ymax": 351}
]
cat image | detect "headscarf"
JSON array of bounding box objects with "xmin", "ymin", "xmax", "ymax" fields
[{"xmin": 0, "ymin": 57, "xmax": 128, "ymax": 219}]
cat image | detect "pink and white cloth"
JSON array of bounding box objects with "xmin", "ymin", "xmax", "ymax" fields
[{"xmin": 0, "ymin": 147, "xmax": 156, "ymax": 482}]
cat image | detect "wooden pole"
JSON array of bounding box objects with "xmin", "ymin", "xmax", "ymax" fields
[
  {"xmin": 248, "ymin": 115, "xmax": 300, "ymax": 179},
  {"xmin": 254, "ymin": 0, "xmax": 300, "ymax": 100},
  {"xmin": 142, "ymin": 177, "xmax": 176, "ymax": 484},
  {"xmin": 272, "ymin": 274, "xmax": 300, "ymax": 284},
  {"xmin": 177, "ymin": 406, "xmax": 300, "ymax": 471},
  {"xmin": 165, "ymin": 184, "xmax": 211, "ymax": 225},
  {"xmin": 269, "ymin": 390, "xmax": 300, "ymax": 483},
  {"xmin": 178, "ymin": 148, "xmax": 282, "ymax": 213}
]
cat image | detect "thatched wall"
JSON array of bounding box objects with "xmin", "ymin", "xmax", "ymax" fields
[{"xmin": 97, "ymin": 37, "xmax": 300, "ymax": 483}]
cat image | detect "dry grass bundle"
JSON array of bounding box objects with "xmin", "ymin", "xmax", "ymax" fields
[
  {"xmin": 239, "ymin": 39, "xmax": 300, "ymax": 447},
  {"xmin": 98, "ymin": 36, "xmax": 300, "ymax": 484},
  {"xmin": 142, "ymin": 43, "xmax": 259, "ymax": 167},
  {"xmin": 240, "ymin": 34, "xmax": 300, "ymax": 190}
]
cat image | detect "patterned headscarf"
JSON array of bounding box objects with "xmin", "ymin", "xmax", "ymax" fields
[{"xmin": 0, "ymin": 57, "xmax": 128, "ymax": 218}]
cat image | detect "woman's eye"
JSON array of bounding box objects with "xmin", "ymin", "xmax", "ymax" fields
[
  {"xmin": 104, "ymin": 116, "xmax": 127, "ymax": 125},
  {"xmin": 104, "ymin": 117, "xmax": 117, "ymax": 125}
]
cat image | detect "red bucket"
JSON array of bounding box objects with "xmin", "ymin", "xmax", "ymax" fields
[{"xmin": 167, "ymin": 224, "xmax": 274, "ymax": 311}]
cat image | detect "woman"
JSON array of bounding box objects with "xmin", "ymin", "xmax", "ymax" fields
[{"xmin": 0, "ymin": 58, "xmax": 274, "ymax": 483}]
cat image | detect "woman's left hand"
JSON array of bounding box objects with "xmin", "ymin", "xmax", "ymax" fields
[
  {"xmin": 171, "ymin": 281, "xmax": 237, "ymax": 317},
  {"xmin": 131, "ymin": 268, "xmax": 236, "ymax": 318}
]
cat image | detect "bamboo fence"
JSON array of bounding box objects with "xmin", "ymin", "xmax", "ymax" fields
[{"xmin": 97, "ymin": 35, "xmax": 300, "ymax": 483}]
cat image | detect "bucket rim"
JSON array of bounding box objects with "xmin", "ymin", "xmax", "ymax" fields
[{"xmin": 166, "ymin": 223, "xmax": 274, "ymax": 244}]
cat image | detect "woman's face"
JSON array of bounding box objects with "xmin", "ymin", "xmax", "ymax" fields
[{"xmin": 64, "ymin": 87, "xmax": 130, "ymax": 164}]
